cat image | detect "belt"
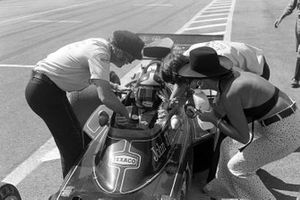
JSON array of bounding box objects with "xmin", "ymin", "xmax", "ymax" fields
[
  {"xmin": 260, "ymin": 103, "xmax": 297, "ymax": 127},
  {"xmin": 31, "ymin": 70, "xmax": 56, "ymax": 87}
]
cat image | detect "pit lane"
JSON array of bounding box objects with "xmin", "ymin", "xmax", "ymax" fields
[{"xmin": 0, "ymin": 0, "xmax": 299, "ymax": 199}]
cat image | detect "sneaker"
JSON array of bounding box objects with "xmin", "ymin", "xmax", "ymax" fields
[{"xmin": 291, "ymin": 78, "xmax": 300, "ymax": 87}]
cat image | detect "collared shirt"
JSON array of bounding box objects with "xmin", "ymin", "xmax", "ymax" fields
[
  {"xmin": 183, "ymin": 40, "xmax": 265, "ymax": 76},
  {"xmin": 35, "ymin": 38, "xmax": 111, "ymax": 92}
]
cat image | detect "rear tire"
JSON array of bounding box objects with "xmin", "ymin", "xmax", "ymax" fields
[{"xmin": 0, "ymin": 182, "xmax": 21, "ymax": 200}]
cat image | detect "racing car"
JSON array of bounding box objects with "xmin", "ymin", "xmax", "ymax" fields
[{"xmin": 2, "ymin": 33, "xmax": 223, "ymax": 200}]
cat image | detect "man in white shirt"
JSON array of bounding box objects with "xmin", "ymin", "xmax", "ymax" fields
[
  {"xmin": 25, "ymin": 30, "xmax": 145, "ymax": 178},
  {"xmin": 183, "ymin": 40, "xmax": 270, "ymax": 80}
]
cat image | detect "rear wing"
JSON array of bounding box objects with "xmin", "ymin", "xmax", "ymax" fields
[{"xmin": 137, "ymin": 33, "xmax": 223, "ymax": 54}]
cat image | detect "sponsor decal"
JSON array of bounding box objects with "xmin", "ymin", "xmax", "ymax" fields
[
  {"xmin": 151, "ymin": 141, "xmax": 167, "ymax": 161},
  {"xmin": 112, "ymin": 154, "xmax": 138, "ymax": 167}
]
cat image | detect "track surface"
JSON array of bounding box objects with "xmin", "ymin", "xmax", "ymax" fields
[{"xmin": 0, "ymin": 0, "xmax": 299, "ymax": 199}]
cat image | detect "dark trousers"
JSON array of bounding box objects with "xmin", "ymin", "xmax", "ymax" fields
[
  {"xmin": 295, "ymin": 56, "xmax": 300, "ymax": 81},
  {"xmin": 295, "ymin": 21, "xmax": 300, "ymax": 81},
  {"xmin": 25, "ymin": 73, "xmax": 88, "ymax": 178}
]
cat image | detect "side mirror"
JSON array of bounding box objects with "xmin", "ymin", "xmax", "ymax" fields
[{"xmin": 98, "ymin": 110, "xmax": 109, "ymax": 126}]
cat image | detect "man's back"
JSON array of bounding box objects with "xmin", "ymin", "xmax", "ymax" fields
[{"xmin": 35, "ymin": 38, "xmax": 110, "ymax": 91}]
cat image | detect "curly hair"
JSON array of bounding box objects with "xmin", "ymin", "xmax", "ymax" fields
[{"xmin": 161, "ymin": 54, "xmax": 190, "ymax": 84}]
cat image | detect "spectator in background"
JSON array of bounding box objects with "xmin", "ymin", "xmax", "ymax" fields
[{"xmin": 274, "ymin": 0, "xmax": 300, "ymax": 87}]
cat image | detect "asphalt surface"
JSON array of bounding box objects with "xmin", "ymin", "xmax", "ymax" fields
[{"xmin": 0, "ymin": 0, "xmax": 299, "ymax": 199}]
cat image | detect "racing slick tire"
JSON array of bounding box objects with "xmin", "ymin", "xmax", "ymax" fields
[{"xmin": 0, "ymin": 182, "xmax": 21, "ymax": 200}]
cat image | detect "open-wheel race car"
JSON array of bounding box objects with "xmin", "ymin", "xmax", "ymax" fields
[
  {"xmin": 13, "ymin": 33, "xmax": 224, "ymax": 200},
  {"xmin": 0, "ymin": 182, "xmax": 22, "ymax": 200}
]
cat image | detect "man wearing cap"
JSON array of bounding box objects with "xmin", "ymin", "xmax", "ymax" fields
[
  {"xmin": 162, "ymin": 47, "xmax": 300, "ymax": 199},
  {"xmin": 25, "ymin": 30, "xmax": 145, "ymax": 179}
]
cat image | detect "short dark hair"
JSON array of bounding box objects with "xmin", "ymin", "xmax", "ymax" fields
[{"xmin": 111, "ymin": 30, "xmax": 145, "ymax": 60}]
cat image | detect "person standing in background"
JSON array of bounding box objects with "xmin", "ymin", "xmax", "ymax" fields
[{"xmin": 274, "ymin": 0, "xmax": 300, "ymax": 87}]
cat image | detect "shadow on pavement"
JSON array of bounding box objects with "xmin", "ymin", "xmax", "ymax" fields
[
  {"xmin": 291, "ymin": 84, "xmax": 300, "ymax": 88},
  {"xmin": 258, "ymin": 169, "xmax": 300, "ymax": 200}
]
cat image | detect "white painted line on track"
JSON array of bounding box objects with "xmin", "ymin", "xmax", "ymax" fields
[
  {"xmin": 177, "ymin": 0, "xmax": 235, "ymax": 41},
  {"xmin": 203, "ymin": 9, "xmax": 230, "ymax": 13},
  {"xmin": 224, "ymin": 0, "xmax": 236, "ymax": 41},
  {"xmin": 0, "ymin": 0, "xmax": 103, "ymax": 26},
  {"xmin": 194, "ymin": 18, "xmax": 227, "ymax": 23},
  {"xmin": 0, "ymin": 64, "xmax": 34, "ymax": 68},
  {"xmin": 198, "ymin": 13, "xmax": 228, "ymax": 18},
  {"xmin": 185, "ymin": 23, "xmax": 226, "ymax": 31},
  {"xmin": 209, "ymin": 5, "xmax": 231, "ymax": 9},
  {"xmin": 205, "ymin": 7, "xmax": 230, "ymax": 11},
  {"xmin": 175, "ymin": 0, "xmax": 215, "ymax": 34},
  {"xmin": 1, "ymin": 138, "xmax": 57, "ymax": 185}
]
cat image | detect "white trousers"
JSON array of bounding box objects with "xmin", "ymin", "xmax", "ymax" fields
[{"xmin": 205, "ymin": 109, "xmax": 300, "ymax": 200}]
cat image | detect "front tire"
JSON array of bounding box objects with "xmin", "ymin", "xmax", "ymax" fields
[{"xmin": 0, "ymin": 182, "xmax": 21, "ymax": 200}]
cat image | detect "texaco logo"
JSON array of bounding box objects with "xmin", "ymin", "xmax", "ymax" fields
[
  {"xmin": 112, "ymin": 154, "xmax": 139, "ymax": 168},
  {"xmin": 109, "ymin": 140, "xmax": 141, "ymax": 170}
]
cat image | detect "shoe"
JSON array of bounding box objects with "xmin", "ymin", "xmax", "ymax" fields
[{"xmin": 291, "ymin": 78, "xmax": 300, "ymax": 87}]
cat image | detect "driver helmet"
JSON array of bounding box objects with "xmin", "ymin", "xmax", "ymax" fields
[{"xmin": 135, "ymin": 70, "xmax": 163, "ymax": 110}]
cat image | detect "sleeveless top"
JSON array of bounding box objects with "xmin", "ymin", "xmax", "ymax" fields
[
  {"xmin": 243, "ymin": 87, "xmax": 279, "ymax": 122},
  {"xmin": 220, "ymin": 78, "xmax": 279, "ymax": 123},
  {"xmin": 220, "ymin": 86, "xmax": 279, "ymax": 151}
]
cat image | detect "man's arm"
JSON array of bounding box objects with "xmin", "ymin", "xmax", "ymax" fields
[
  {"xmin": 274, "ymin": 0, "xmax": 297, "ymax": 28},
  {"xmin": 90, "ymin": 79, "xmax": 129, "ymax": 119}
]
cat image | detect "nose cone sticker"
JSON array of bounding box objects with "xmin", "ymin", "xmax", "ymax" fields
[{"xmin": 112, "ymin": 154, "xmax": 139, "ymax": 168}]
